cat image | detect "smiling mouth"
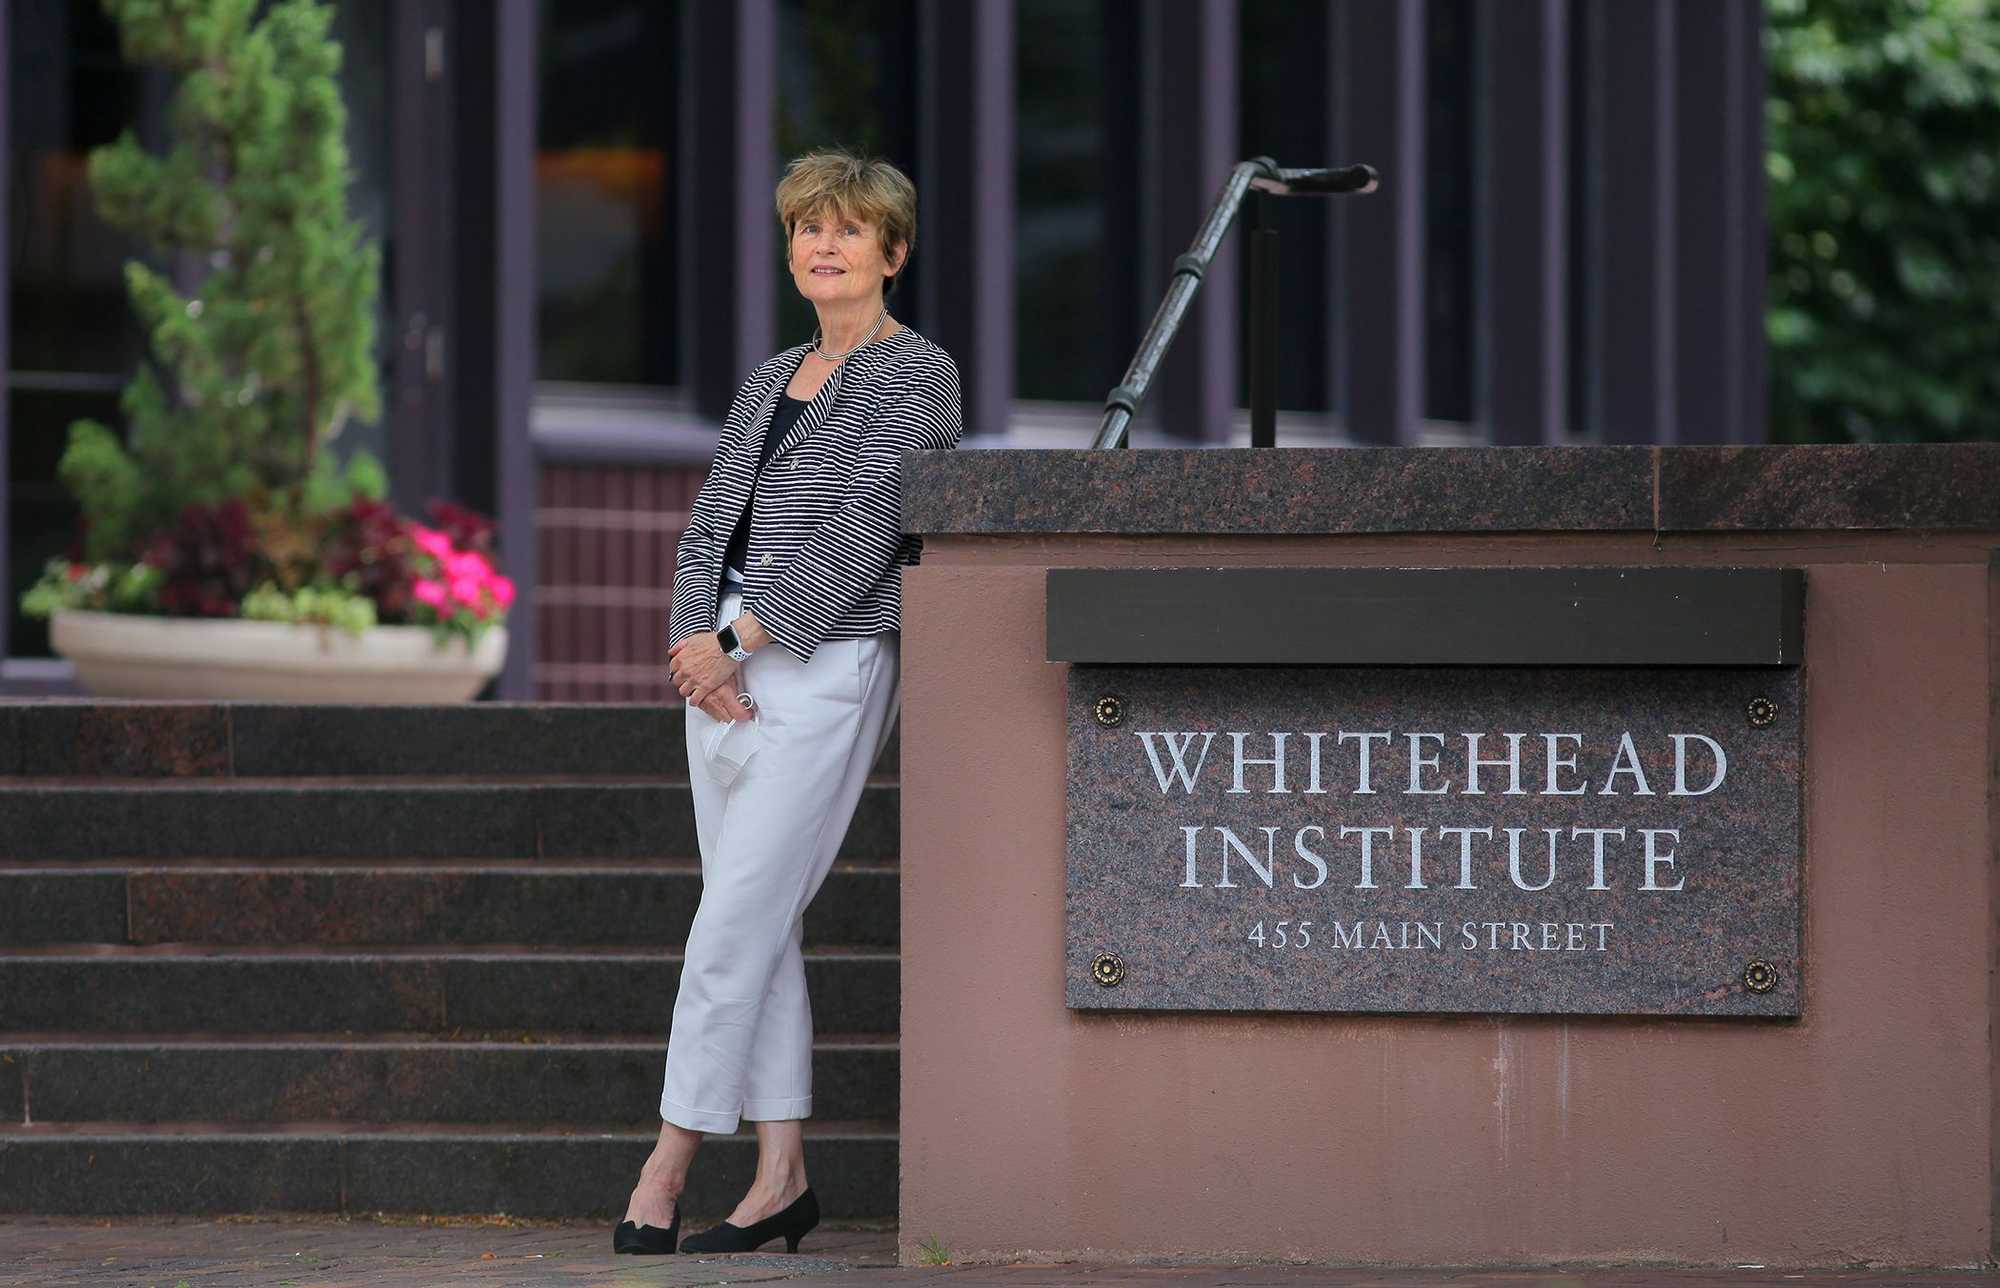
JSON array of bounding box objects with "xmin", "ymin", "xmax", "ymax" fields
[{"xmin": 812, "ymin": 267, "xmax": 845, "ymax": 275}]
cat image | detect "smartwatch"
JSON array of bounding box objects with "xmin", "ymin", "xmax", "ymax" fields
[{"xmin": 715, "ymin": 622, "xmax": 752, "ymax": 661}]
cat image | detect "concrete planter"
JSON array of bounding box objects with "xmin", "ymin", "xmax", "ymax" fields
[{"xmin": 50, "ymin": 608, "xmax": 507, "ymax": 702}]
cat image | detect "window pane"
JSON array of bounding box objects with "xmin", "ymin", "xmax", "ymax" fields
[
  {"xmin": 536, "ymin": 0, "xmax": 680, "ymax": 386},
  {"xmin": 1015, "ymin": 0, "xmax": 1143, "ymax": 403},
  {"xmin": 7, "ymin": 0, "xmax": 152, "ymax": 378},
  {"xmin": 773, "ymin": 0, "xmax": 920, "ymax": 347},
  {"xmin": 7, "ymin": 1, "xmax": 157, "ymax": 661}
]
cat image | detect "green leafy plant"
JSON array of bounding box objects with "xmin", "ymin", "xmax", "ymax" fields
[
  {"xmin": 20, "ymin": 0, "xmax": 512, "ymax": 650},
  {"xmin": 20, "ymin": 559, "xmax": 163, "ymax": 618},
  {"xmin": 59, "ymin": 0, "xmax": 384, "ymax": 559},
  {"xmin": 23, "ymin": 495, "xmax": 513, "ymax": 650},
  {"xmin": 1766, "ymin": 0, "xmax": 2000, "ymax": 442},
  {"xmin": 916, "ymin": 1232, "xmax": 953, "ymax": 1265}
]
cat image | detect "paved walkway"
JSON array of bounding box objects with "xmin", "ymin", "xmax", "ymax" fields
[{"xmin": 2, "ymin": 1216, "xmax": 1996, "ymax": 1286}]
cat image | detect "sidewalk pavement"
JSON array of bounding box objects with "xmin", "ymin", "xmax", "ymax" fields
[{"xmin": 2, "ymin": 1215, "xmax": 1997, "ymax": 1287}]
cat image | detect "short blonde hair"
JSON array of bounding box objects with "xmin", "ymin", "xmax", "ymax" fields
[{"xmin": 774, "ymin": 149, "xmax": 917, "ymax": 298}]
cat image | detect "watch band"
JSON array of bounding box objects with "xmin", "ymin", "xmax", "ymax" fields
[{"xmin": 715, "ymin": 623, "xmax": 751, "ymax": 662}]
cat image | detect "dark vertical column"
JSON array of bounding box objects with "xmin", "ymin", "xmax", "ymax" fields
[
  {"xmin": 1150, "ymin": 0, "xmax": 1236, "ymax": 443},
  {"xmin": 492, "ymin": 0, "xmax": 537, "ymax": 699},
  {"xmin": 1737, "ymin": 0, "xmax": 1767, "ymax": 443},
  {"xmin": 0, "ymin": 0, "xmax": 11, "ymax": 663},
  {"xmin": 1738, "ymin": 0, "xmax": 1767, "ymax": 443},
  {"xmin": 685, "ymin": 0, "xmax": 777, "ymax": 421},
  {"xmin": 451, "ymin": 0, "xmax": 538, "ymax": 698},
  {"xmin": 450, "ymin": 0, "xmax": 496, "ymax": 514},
  {"xmin": 1321, "ymin": 0, "xmax": 1348, "ymax": 435},
  {"xmin": 1587, "ymin": 0, "xmax": 1674, "ymax": 443},
  {"xmin": 1476, "ymin": 0, "xmax": 1567, "ymax": 444},
  {"xmin": 1084, "ymin": 0, "xmax": 1151, "ymax": 408},
  {"xmin": 1674, "ymin": 0, "xmax": 1764, "ymax": 443},
  {"xmin": 1333, "ymin": 0, "xmax": 1424, "ymax": 444},
  {"xmin": 1100, "ymin": 2, "xmax": 1145, "ymax": 403},
  {"xmin": 392, "ymin": 0, "xmax": 454, "ymax": 518},
  {"xmin": 917, "ymin": 0, "xmax": 1013, "ymax": 437}
]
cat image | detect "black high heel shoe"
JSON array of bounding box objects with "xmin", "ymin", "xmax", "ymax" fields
[
  {"xmin": 612, "ymin": 1201, "xmax": 680, "ymax": 1255},
  {"xmin": 679, "ymin": 1186, "xmax": 819, "ymax": 1254}
]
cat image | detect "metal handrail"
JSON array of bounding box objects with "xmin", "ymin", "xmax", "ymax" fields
[{"xmin": 1091, "ymin": 156, "xmax": 1379, "ymax": 450}]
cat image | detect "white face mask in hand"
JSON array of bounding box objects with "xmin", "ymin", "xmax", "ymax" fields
[{"xmin": 699, "ymin": 696, "xmax": 764, "ymax": 786}]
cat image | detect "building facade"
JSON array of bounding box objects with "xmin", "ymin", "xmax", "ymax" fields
[{"xmin": 2, "ymin": 0, "xmax": 1766, "ymax": 700}]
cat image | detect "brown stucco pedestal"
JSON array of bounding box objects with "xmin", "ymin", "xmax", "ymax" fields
[{"xmin": 894, "ymin": 444, "xmax": 2000, "ymax": 1271}]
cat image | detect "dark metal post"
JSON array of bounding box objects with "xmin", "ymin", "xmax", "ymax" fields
[{"xmin": 1248, "ymin": 195, "xmax": 1279, "ymax": 448}]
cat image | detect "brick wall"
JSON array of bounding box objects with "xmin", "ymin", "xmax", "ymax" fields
[{"xmin": 535, "ymin": 462, "xmax": 706, "ymax": 702}]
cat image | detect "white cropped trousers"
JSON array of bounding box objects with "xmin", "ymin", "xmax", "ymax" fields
[{"xmin": 659, "ymin": 584, "xmax": 901, "ymax": 1134}]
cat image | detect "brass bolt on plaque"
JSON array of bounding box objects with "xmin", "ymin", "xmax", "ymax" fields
[
  {"xmin": 1746, "ymin": 696, "xmax": 1777, "ymax": 728},
  {"xmin": 1093, "ymin": 695, "xmax": 1124, "ymax": 727},
  {"xmin": 1743, "ymin": 959, "xmax": 1778, "ymax": 993},
  {"xmin": 1091, "ymin": 952, "xmax": 1125, "ymax": 987}
]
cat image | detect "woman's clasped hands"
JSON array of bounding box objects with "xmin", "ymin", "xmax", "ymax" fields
[{"xmin": 668, "ymin": 633, "xmax": 754, "ymax": 723}]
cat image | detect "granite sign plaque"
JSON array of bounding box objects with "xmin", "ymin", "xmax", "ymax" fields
[{"xmin": 1064, "ymin": 666, "xmax": 1802, "ymax": 1016}]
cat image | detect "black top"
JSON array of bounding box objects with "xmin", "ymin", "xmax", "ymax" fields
[{"xmin": 722, "ymin": 359, "xmax": 813, "ymax": 580}]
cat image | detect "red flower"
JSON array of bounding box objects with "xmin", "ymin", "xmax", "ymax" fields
[
  {"xmin": 324, "ymin": 497, "xmax": 421, "ymax": 624},
  {"xmin": 142, "ymin": 499, "xmax": 261, "ymax": 618}
]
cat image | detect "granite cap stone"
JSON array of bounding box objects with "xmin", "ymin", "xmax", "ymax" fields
[{"xmin": 902, "ymin": 443, "xmax": 2000, "ymax": 535}]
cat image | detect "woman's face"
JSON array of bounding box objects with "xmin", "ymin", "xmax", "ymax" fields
[{"xmin": 788, "ymin": 206, "xmax": 907, "ymax": 309}]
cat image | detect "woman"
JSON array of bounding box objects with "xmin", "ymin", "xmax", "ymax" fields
[{"xmin": 614, "ymin": 149, "xmax": 963, "ymax": 1256}]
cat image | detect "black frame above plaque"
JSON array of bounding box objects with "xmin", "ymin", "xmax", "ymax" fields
[{"xmin": 1048, "ymin": 567, "xmax": 1805, "ymax": 667}]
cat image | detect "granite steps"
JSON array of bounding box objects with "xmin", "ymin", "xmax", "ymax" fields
[{"xmin": 0, "ymin": 702, "xmax": 902, "ymax": 1219}]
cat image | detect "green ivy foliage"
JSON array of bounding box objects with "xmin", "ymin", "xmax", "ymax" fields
[
  {"xmin": 1766, "ymin": 0, "xmax": 2000, "ymax": 441},
  {"xmin": 60, "ymin": 0, "xmax": 383, "ymax": 562}
]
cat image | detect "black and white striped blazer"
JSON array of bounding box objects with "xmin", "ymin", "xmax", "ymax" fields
[{"xmin": 666, "ymin": 325, "xmax": 964, "ymax": 664}]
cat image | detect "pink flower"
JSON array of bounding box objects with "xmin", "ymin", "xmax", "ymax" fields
[
  {"xmin": 410, "ymin": 526, "xmax": 454, "ymax": 560},
  {"xmin": 489, "ymin": 575, "xmax": 515, "ymax": 608},
  {"xmin": 450, "ymin": 574, "xmax": 485, "ymax": 606},
  {"xmin": 446, "ymin": 550, "xmax": 491, "ymax": 581},
  {"xmin": 412, "ymin": 579, "xmax": 447, "ymax": 609}
]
